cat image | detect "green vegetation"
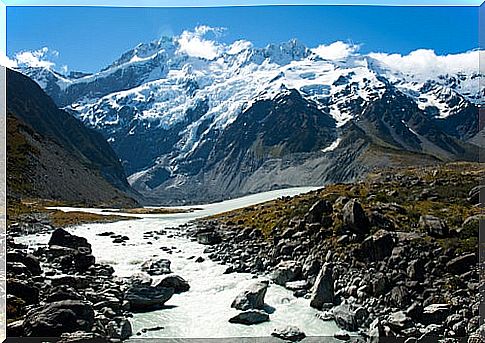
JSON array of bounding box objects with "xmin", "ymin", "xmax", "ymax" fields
[{"xmin": 205, "ymin": 162, "xmax": 482, "ymax": 253}]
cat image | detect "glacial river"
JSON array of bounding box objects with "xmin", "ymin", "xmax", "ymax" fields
[{"xmin": 17, "ymin": 187, "xmax": 343, "ymax": 341}]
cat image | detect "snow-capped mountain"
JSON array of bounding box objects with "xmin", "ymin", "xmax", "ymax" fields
[{"xmin": 15, "ymin": 29, "xmax": 482, "ymax": 204}]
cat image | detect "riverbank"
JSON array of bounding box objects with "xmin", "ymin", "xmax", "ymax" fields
[
  {"xmin": 8, "ymin": 186, "xmax": 340, "ymax": 341},
  {"xmin": 190, "ymin": 162, "xmax": 483, "ymax": 341}
]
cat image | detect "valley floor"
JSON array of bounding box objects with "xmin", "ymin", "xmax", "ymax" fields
[{"xmin": 5, "ymin": 162, "xmax": 484, "ymax": 342}]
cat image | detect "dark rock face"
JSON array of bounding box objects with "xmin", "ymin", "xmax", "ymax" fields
[
  {"xmin": 228, "ymin": 310, "xmax": 269, "ymax": 325},
  {"xmin": 231, "ymin": 281, "xmax": 268, "ymax": 311},
  {"xmin": 6, "ymin": 69, "xmax": 137, "ymax": 206},
  {"xmin": 310, "ymin": 263, "xmax": 334, "ymax": 309},
  {"xmin": 124, "ymin": 285, "xmax": 174, "ymax": 312},
  {"xmin": 22, "ymin": 300, "xmax": 95, "ymax": 337},
  {"xmin": 419, "ymin": 215, "xmax": 449, "ymax": 237},
  {"xmin": 305, "ymin": 199, "xmax": 333, "ymax": 224},
  {"xmin": 356, "ymin": 230, "xmax": 394, "ymax": 262},
  {"xmin": 154, "ymin": 275, "xmax": 190, "ymax": 293},
  {"xmin": 271, "ymin": 325, "xmax": 306, "ymax": 342},
  {"xmin": 342, "ymin": 199, "xmax": 370, "ymax": 235}
]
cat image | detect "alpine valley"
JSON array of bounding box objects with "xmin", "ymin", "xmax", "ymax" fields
[{"xmin": 17, "ymin": 29, "xmax": 482, "ymax": 204}]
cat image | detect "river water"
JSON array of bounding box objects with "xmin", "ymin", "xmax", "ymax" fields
[{"xmin": 17, "ymin": 187, "xmax": 342, "ymax": 340}]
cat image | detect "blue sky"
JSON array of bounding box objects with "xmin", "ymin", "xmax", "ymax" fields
[{"xmin": 6, "ymin": 5, "xmax": 479, "ymax": 72}]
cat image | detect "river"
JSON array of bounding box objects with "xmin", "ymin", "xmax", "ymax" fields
[{"xmin": 17, "ymin": 187, "xmax": 342, "ymax": 340}]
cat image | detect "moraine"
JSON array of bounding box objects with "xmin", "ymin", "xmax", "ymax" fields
[{"xmin": 16, "ymin": 187, "xmax": 344, "ymax": 339}]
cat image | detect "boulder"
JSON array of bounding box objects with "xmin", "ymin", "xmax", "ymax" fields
[
  {"xmin": 334, "ymin": 331, "xmax": 350, "ymax": 341},
  {"xmin": 7, "ymin": 279, "xmax": 40, "ymax": 305},
  {"xmin": 309, "ymin": 263, "xmax": 334, "ymax": 309},
  {"xmin": 197, "ymin": 231, "xmax": 222, "ymax": 245},
  {"xmin": 7, "ymin": 320, "xmax": 24, "ymax": 337},
  {"xmin": 387, "ymin": 311, "xmax": 413, "ymax": 331},
  {"xmin": 228, "ymin": 310, "xmax": 269, "ymax": 325},
  {"xmin": 231, "ymin": 280, "xmax": 268, "ymax": 311},
  {"xmin": 459, "ymin": 215, "xmax": 482, "ymax": 239},
  {"xmin": 407, "ymin": 259, "xmax": 425, "ymax": 282},
  {"xmin": 7, "ymin": 294, "xmax": 25, "ymax": 319},
  {"xmin": 49, "ymin": 228, "xmax": 92, "ymax": 252},
  {"xmin": 304, "ymin": 199, "xmax": 332, "ymax": 224},
  {"xmin": 421, "ymin": 304, "xmax": 451, "ymax": 325},
  {"xmin": 342, "ymin": 199, "xmax": 370, "ymax": 235},
  {"xmin": 23, "ymin": 300, "xmax": 95, "ymax": 337},
  {"xmin": 468, "ymin": 185, "xmax": 483, "ymax": 205},
  {"xmin": 128, "ymin": 272, "xmax": 153, "ymax": 286},
  {"xmin": 355, "ymin": 230, "xmax": 394, "ymax": 262},
  {"xmin": 124, "ymin": 285, "xmax": 174, "ymax": 311},
  {"xmin": 271, "ymin": 325, "xmax": 306, "ymax": 342},
  {"xmin": 446, "ymin": 253, "xmax": 476, "ymax": 275},
  {"xmin": 271, "ymin": 260, "xmax": 302, "ymax": 286},
  {"xmin": 154, "ymin": 275, "xmax": 190, "ymax": 293},
  {"xmin": 140, "ymin": 258, "xmax": 171, "ymax": 276},
  {"xmin": 46, "ymin": 285, "xmax": 83, "ymax": 302},
  {"xmin": 332, "ymin": 304, "xmax": 368, "ymax": 332},
  {"xmin": 419, "ymin": 215, "xmax": 449, "ymax": 238},
  {"xmin": 7, "ymin": 251, "xmax": 42, "ymax": 275}
]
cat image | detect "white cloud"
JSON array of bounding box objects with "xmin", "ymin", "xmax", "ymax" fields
[
  {"xmin": 312, "ymin": 41, "xmax": 359, "ymax": 60},
  {"xmin": 14, "ymin": 47, "xmax": 56, "ymax": 69},
  {"xmin": 368, "ymin": 49, "xmax": 479, "ymax": 80},
  {"xmin": 0, "ymin": 52, "xmax": 18, "ymax": 68},
  {"xmin": 176, "ymin": 25, "xmax": 225, "ymax": 60}
]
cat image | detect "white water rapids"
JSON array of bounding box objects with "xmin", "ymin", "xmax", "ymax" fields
[{"xmin": 16, "ymin": 187, "xmax": 343, "ymax": 340}]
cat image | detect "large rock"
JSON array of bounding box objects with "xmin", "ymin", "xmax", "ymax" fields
[
  {"xmin": 468, "ymin": 185, "xmax": 483, "ymax": 205},
  {"xmin": 7, "ymin": 251, "xmax": 42, "ymax": 275},
  {"xmin": 23, "ymin": 300, "xmax": 95, "ymax": 337},
  {"xmin": 228, "ymin": 310, "xmax": 269, "ymax": 325},
  {"xmin": 271, "ymin": 260, "xmax": 302, "ymax": 286},
  {"xmin": 271, "ymin": 325, "xmax": 306, "ymax": 342},
  {"xmin": 419, "ymin": 215, "xmax": 449, "ymax": 238},
  {"xmin": 446, "ymin": 253, "xmax": 476, "ymax": 275},
  {"xmin": 387, "ymin": 311, "xmax": 413, "ymax": 331},
  {"xmin": 49, "ymin": 228, "xmax": 92, "ymax": 252},
  {"xmin": 342, "ymin": 199, "xmax": 370, "ymax": 235},
  {"xmin": 45, "ymin": 285, "xmax": 83, "ymax": 303},
  {"xmin": 124, "ymin": 285, "xmax": 174, "ymax": 311},
  {"xmin": 154, "ymin": 275, "xmax": 190, "ymax": 293},
  {"xmin": 332, "ymin": 304, "xmax": 368, "ymax": 331},
  {"xmin": 7, "ymin": 279, "xmax": 40, "ymax": 305},
  {"xmin": 304, "ymin": 199, "xmax": 332, "ymax": 224},
  {"xmin": 421, "ymin": 304, "xmax": 451, "ymax": 325},
  {"xmin": 231, "ymin": 281, "xmax": 268, "ymax": 311},
  {"xmin": 309, "ymin": 263, "xmax": 334, "ymax": 309},
  {"xmin": 356, "ymin": 230, "xmax": 394, "ymax": 262},
  {"xmin": 196, "ymin": 231, "xmax": 222, "ymax": 245},
  {"xmin": 140, "ymin": 258, "xmax": 171, "ymax": 276}
]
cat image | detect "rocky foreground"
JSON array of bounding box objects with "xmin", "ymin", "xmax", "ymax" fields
[
  {"xmin": 6, "ymin": 221, "xmax": 190, "ymax": 341},
  {"xmin": 188, "ymin": 163, "xmax": 484, "ymax": 342}
]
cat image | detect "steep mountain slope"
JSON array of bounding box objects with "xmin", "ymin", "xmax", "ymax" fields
[
  {"xmin": 6, "ymin": 69, "xmax": 138, "ymax": 206},
  {"xmin": 17, "ymin": 34, "xmax": 481, "ymax": 204}
]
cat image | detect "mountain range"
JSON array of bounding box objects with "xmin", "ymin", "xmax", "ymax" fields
[{"xmin": 15, "ymin": 31, "xmax": 482, "ymax": 204}]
